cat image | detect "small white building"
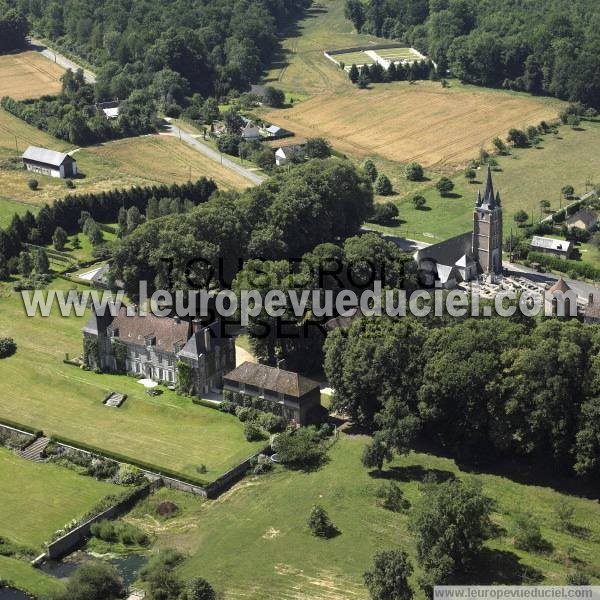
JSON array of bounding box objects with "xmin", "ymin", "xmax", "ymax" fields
[
  {"xmin": 275, "ymin": 144, "xmax": 304, "ymax": 166},
  {"xmin": 530, "ymin": 236, "xmax": 573, "ymax": 259},
  {"xmin": 241, "ymin": 119, "xmax": 261, "ymax": 140},
  {"xmin": 22, "ymin": 146, "xmax": 77, "ymax": 179}
]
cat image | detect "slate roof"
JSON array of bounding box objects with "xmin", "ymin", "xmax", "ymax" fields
[
  {"xmin": 475, "ymin": 166, "xmax": 501, "ymax": 211},
  {"xmin": 547, "ymin": 278, "xmax": 572, "ymax": 294},
  {"xmin": 108, "ymin": 308, "xmax": 191, "ymax": 353},
  {"xmin": 415, "ymin": 231, "xmax": 473, "ymax": 267},
  {"xmin": 531, "ymin": 236, "xmax": 572, "ymax": 253},
  {"xmin": 22, "ymin": 146, "xmax": 74, "ymax": 167},
  {"xmin": 224, "ymin": 361, "xmax": 320, "ymax": 399}
]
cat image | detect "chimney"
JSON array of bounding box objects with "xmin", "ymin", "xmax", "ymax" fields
[
  {"xmin": 204, "ymin": 327, "xmax": 211, "ymax": 352},
  {"xmin": 589, "ymin": 293, "xmax": 597, "ymax": 305},
  {"xmin": 173, "ymin": 315, "xmax": 181, "ymax": 324},
  {"xmin": 192, "ymin": 318, "xmax": 202, "ymax": 334}
]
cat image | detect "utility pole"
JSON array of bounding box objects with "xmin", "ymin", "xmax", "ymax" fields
[{"xmin": 14, "ymin": 135, "xmax": 18, "ymax": 154}]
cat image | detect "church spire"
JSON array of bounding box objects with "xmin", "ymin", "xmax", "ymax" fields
[
  {"xmin": 484, "ymin": 165, "xmax": 494, "ymax": 205},
  {"xmin": 476, "ymin": 165, "xmax": 500, "ymax": 210}
]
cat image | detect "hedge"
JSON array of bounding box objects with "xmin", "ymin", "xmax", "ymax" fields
[
  {"xmin": 527, "ymin": 251, "xmax": 600, "ymax": 280},
  {"xmin": 0, "ymin": 417, "xmax": 43, "ymax": 437},
  {"xmin": 192, "ymin": 398, "xmax": 222, "ymax": 410},
  {"xmin": 49, "ymin": 435, "xmax": 210, "ymax": 487}
]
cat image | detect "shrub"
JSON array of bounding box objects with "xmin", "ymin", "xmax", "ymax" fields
[
  {"xmin": 363, "ymin": 159, "xmax": 378, "ymax": 182},
  {"xmin": 405, "ymin": 162, "xmax": 423, "ymax": 181},
  {"xmin": 156, "ymin": 501, "xmax": 179, "ymax": 518},
  {"xmin": 307, "ymin": 505, "xmax": 336, "ymax": 537},
  {"xmin": 114, "ymin": 464, "xmax": 145, "ymax": 486},
  {"xmin": 555, "ymin": 500, "xmax": 575, "ymax": 531},
  {"xmin": 0, "ymin": 337, "xmax": 17, "ymax": 359},
  {"xmin": 412, "ymin": 195, "xmax": 426, "ymax": 210},
  {"xmin": 272, "ymin": 427, "xmax": 326, "ymax": 470},
  {"xmin": 65, "ymin": 179, "xmax": 75, "ymax": 189},
  {"xmin": 376, "ymin": 482, "xmax": 410, "ymax": 512},
  {"xmin": 27, "ymin": 178, "xmax": 38, "ymax": 190},
  {"xmin": 236, "ymin": 406, "xmax": 259, "ymax": 422},
  {"xmin": 185, "ymin": 577, "xmax": 217, "ymax": 600},
  {"xmin": 218, "ymin": 400, "xmax": 236, "ymax": 414},
  {"xmin": 436, "ymin": 177, "xmax": 454, "ymax": 196},
  {"xmin": 375, "ymin": 174, "xmax": 393, "ymax": 196},
  {"xmin": 514, "ymin": 514, "xmax": 548, "ymax": 552},
  {"xmin": 244, "ymin": 421, "xmax": 265, "ymax": 442},
  {"xmin": 196, "ymin": 464, "xmax": 207, "ymax": 474},
  {"xmin": 368, "ymin": 202, "xmax": 398, "ymax": 225},
  {"xmin": 566, "ymin": 571, "xmax": 591, "ymax": 585},
  {"xmin": 52, "ymin": 560, "xmax": 125, "ymax": 600},
  {"xmin": 258, "ymin": 412, "xmax": 285, "ymax": 433},
  {"xmin": 364, "ymin": 549, "xmax": 413, "ymax": 600}
]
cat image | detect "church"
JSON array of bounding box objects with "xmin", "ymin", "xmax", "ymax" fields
[{"xmin": 414, "ymin": 166, "xmax": 503, "ymax": 288}]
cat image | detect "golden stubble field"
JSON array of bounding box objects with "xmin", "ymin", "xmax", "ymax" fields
[
  {"xmin": 264, "ymin": 81, "xmax": 565, "ymax": 168},
  {"xmin": 0, "ymin": 51, "xmax": 64, "ymax": 99}
]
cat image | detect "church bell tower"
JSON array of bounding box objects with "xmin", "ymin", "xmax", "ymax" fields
[{"xmin": 472, "ymin": 166, "xmax": 503, "ymax": 275}]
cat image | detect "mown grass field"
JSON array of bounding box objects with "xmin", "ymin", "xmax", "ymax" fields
[
  {"xmin": 330, "ymin": 50, "xmax": 374, "ymax": 65},
  {"xmin": 375, "ymin": 47, "xmax": 421, "ymax": 61},
  {"xmin": 264, "ymin": 81, "xmax": 563, "ymax": 168},
  {"xmin": 123, "ymin": 434, "xmax": 600, "ymax": 599},
  {"xmin": 0, "ymin": 51, "xmax": 65, "ymax": 100},
  {"xmin": 0, "ymin": 447, "xmax": 118, "ymax": 548},
  {"xmin": 0, "ymin": 280, "xmax": 265, "ymax": 482},
  {"xmin": 368, "ymin": 120, "xmax": 600, "ymax": 242}
]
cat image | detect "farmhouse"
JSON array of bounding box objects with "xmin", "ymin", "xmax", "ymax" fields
[
  {"xmin": 566, "ymin": 208, "xmax": 597, "ymax": 231},
  {"xmin": 414, "ymin": 167, "xmax": 503, "ymax": 287},
  {"xmin": 530, "ymin": 236, "xmax": 573, "ymax": 259},
  {"xmin": 83, "ymin": 307, "xmax": 235, "ymax": 395},
  {"xmin": 223, "ymin": 361, "xmax": 322, "ymax": 425},
  {"xmin": 22, "ymin": 146, "xmax": 77, "ymax": 178},
  {"xmin": 241, "ymin": 118, "xmax": 260, "ymax": 140}
]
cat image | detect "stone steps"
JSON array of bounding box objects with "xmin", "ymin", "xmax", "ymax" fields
[{"xmin": 18, "ymin": 436, "xmax": 50, "ymax": 462}]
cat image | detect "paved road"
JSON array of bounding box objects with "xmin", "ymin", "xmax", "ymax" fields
[
  {"xmin": 28, "ymin": 40, "xmax": 264, "ymax": 186},
  {"xmin": 162, "ymin": 122, "xmax": 266, "ymax": 186},
  {"xmin": 29, "ymin": 38, "xmax": 96, "ymax": 83},
  {"xmin": 505, "ymin": 261, "xmax": 599, "ymax": 301}
]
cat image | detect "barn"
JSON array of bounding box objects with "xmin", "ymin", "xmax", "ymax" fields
[{"xmin": 22, "ymin": 146, "xmax": 77, "ymax": 179}]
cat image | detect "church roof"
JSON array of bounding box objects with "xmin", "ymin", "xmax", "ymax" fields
[
  {"xmin": 476, "ymin": 166, "xmax": 501, "ymax": 210},
  {"xmin": 547, "ymin": 278, "xmax": 572, "ymax": 294}
]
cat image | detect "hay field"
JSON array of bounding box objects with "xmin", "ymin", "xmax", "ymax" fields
[
  {"xmin": 264, "ymin": 81, "xmax": 564, "ymax": 168},
  {"xmin": 0, "ymin": 51, "xmax": 64, "ymax": 99},
  {"xmin": 0, "ymin": 111, "xmax": 251, "ymax": 209}
]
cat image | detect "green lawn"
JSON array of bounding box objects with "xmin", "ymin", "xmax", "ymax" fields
[
  {"xmin": 331, "ymin": 51, "xmax": 374, "ymax": 65},
  {"xmin": 0, "ymin": 280, "xmax": 265, "ymax": 482},
  {"xmin": 0, "ymin": 447, "xmax": 118, "ymax": 548},
  {"xmin": 0, "ymin": 196, "xmax": 37, "ymax": 228},
  {"xmin": 0, "ymin": 555, "xmax": 64, "ymax": 597},
  {"xmin": 123, "ymin": 434, "xmax": 600, "ymax": 599},
  {"xmin": 368, "ymin": 121, "xmax": 600, "ymax": 242}
]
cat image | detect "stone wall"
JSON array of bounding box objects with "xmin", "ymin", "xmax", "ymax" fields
[{"xmin": 46, "ymin": 480, "xmax": 162, "ymax": 559}]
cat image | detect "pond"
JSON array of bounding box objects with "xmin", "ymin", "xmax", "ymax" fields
[
  {"xmin": 0, "ymin": 588, "xmax": 30, "ymax": 600},
  {"xmin": 39, "ymin": 550, "xmax": 148, "ymax": 588}
]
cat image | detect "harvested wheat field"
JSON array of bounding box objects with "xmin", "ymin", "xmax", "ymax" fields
[
  {"xmin": 264, "ymin": 81, "xmax": 565, "ymax": 168},
  {"xmin": 0, "ymin": 51, "xmax": 64, "ymax": 99}
]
